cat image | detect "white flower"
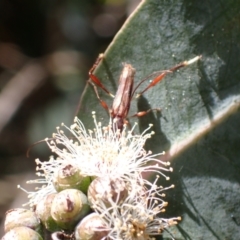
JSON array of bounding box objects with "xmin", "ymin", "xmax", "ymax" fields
[
  {"xmin": 90, "ymin": 175, "xmax": 180, "ymax": 240},
  {"xmin": 18, "ymin": 157, "xmax": 57, "ymax": 207},
  {"xmin": 46, "ymin": 113, "xmax": 172, "ymax": 183},
  {"xmin": 20, "ymin": 113, "xmax": 173, "ymax": 209}
]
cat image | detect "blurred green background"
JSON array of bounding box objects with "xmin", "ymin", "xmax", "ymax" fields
[{"xmin": 0, "ymin": 0, "xmax": 140, "ymax": 227}]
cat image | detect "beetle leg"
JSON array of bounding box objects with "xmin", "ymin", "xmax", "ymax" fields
[
  {"xmin": 136, "ymin": 55, "xmax": 202, "ymax": 98},
  {"xmin": 89, "ymin": 54, "xmax": 114, "ymax": 98},
  {"xmin": 131, "ymin": 108, "xmax": 161, "ymax": 118}
]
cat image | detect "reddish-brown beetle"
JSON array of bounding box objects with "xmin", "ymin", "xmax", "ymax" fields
[{"xmin": 89, "ymin": 54, "xmax": 201, "ymax": 131}]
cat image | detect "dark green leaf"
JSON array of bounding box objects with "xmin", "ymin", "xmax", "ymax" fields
[{"xmin": 77, "ymin": 0, "xmax": 240, "ymax": 239}]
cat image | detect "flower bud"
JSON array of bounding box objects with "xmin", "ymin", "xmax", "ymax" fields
[
  {"xmin": 4, "ymin": 208, "xmax": 41, "ymax": 233},
  {"xmin": 51, "ymin": 189, "xmax": 90, "ymax": 230},
  {"xmin": 88, "ymin": 177, "xmax": 128, "ymax": 208},
  {"xmin": 75, "ymin": 213, "xmax": 108, "ymax": 240},
  {"xmin": 35, "ymin": 193, "xmax": 60, "ymax": 232},
  {"xmin": 2, "ymin": 226, "xmax": 43, "ymax": 240},
  {"xmin": 53, "ymin": 164, "xmax": 91, "ymax": 193}
]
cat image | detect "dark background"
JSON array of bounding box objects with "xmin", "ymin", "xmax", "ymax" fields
[{"xmin": 0, "ymin": 0, "xmax": 140, "ymax": 229}]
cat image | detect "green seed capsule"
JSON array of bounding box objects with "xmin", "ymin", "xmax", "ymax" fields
[
  {"xmin": 4, "ymin": 208, "xmax": 41, "ymax": 233},
  {"xmin": 53, "ymin": 164, "xmax": 91, "ymax": 194},
  {"xmin": 35, "ymin": 193, "xmax": 60, "ymax": 232},
  {"xmin": 75, "ymin": 213, "xmax": 109, "ymax": 240},
  {"xmin": 88, "ymin": 177, "xmax": 128, "ymax": 208},
  {"xmin": 2, "ymin": 226, "xmax": 43, "ymax": 240},
  {"xmin": 51, "ymin": 189, "xmax": 90, "ymax": 230}
]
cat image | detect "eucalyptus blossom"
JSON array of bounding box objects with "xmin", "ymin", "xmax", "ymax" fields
[{"xmin": 15, "ymin": 113, "xmax": 180, "ymax": 239}]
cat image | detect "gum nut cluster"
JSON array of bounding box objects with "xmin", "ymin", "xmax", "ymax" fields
[{"xmin": 1, "ymin": 113, "xmax": 181, "ymax": 240}]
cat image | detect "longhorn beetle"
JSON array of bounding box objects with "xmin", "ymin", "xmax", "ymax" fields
[{"xmin": 88, "ymin": 54, "xmax": 201, "ymax": 132}]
